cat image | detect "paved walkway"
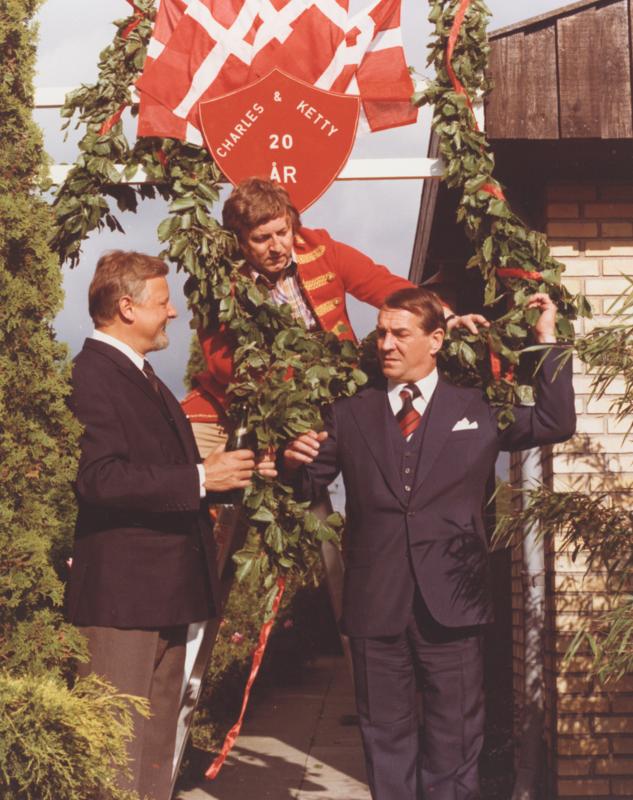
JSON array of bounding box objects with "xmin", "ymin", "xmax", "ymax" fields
[{"xmin": 176, "ymin": 656, "xmax": 371, "ymax": 800}]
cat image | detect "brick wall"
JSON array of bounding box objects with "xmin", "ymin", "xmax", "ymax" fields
[{"xmin": 511, "ymin": 181, "xmax": 633, "ymax": 798}]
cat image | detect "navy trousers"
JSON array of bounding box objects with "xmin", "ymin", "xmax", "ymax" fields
[{"xmin": 349, "ymin": 599, "xmax": 484, "ymax": 800}]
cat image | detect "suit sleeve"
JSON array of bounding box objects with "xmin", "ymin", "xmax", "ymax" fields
[
  {"xmin": 326, "ymin": 233, "xmax": 414, "ymax": 307},
  {"xmin": 294, "ymin": 406, "xmax": 342, "ymax": 501},
  {"xmin": 71, "ymin": 366, "xmax": 201, "ymax": 513},
  {"xmin": 498, "ymin": 346, "xmax": 576, "ymax": 452}
]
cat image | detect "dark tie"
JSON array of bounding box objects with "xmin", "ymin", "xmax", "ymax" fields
[
  {"xmin": 396, "ymin": 383, "xmax": 422, "ymax": 438},
  {"xmin": 142, "ymin": 359, "xmax": 161, "ymax": 396},
  {"xmin": 143, "ymin": 359, "xmax": 176, "ymax": 426}
]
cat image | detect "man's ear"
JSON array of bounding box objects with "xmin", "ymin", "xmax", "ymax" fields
[
  {"xmin": 118, "ymin": 295, "xmax": 135, "ymax": 323},
  {"xmin": 429, "ymin": 327, "xmax": 445, "ymax": 355}
]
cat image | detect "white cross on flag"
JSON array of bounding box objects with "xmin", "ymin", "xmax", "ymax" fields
[{"xmin": 136, "ymin": 0, "xmax": 417, "ymax": 144}]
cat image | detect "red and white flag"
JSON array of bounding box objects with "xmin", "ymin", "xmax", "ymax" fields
[{"xmin": 136, "ymin": 0, "xmax": 416, "ymax": 142}]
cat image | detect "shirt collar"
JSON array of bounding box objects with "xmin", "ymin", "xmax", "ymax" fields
[
  {"xmin": 250, "ymin": 251, "xmax": 297, "ymax": 288},
  {"xmin": 92, "ymin": 329, "xmax": 145, "ymax": 372},
  {"xmin": 388, "ymin": 368, "xmax": 439, "ymax": 402}
]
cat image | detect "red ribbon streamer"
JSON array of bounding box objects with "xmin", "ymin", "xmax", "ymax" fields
[
  {"xmin": 445, "ymin": 1, "xmax": 506, "ymax": 207},
  {"xmin": 99, "ymin": 1, "xmax": 145, "ymax": 135},
  {"xmin": 122, "ymin": 1, "xmax": 144, "ymax": 39},
  {"xmin": 446, "ymin": 1, "xmax": 527, "ymax": 380},
  {"xmin": 497, "ymin": 267, "xmax": 542, "ymax": 282},
  {"xmin": 155, "ymin": 148, "xmax": 169, "ymax": 169},
  {"xmin": 489, "ymin": 348, "xmax": 502, "ymax": 381},
  {"xmin": 206, "ymin": 577, "xmax": 287, "ymax": 779},
  {"xmin": 482, "ymin": 182, "xmax": 506, "ymax": 201},
  {"xmin": 446, "ymin": 0, "xmax": 476, "ymax": 121},
  {"xmin": 99, "ymin": 104, "xmax": 126, "ymax": 135}
]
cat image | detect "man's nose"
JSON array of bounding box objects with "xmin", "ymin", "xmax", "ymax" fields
[
  {"xmin": 380, "ymin": 332, "xmax": 395, "ymax": 350},
  {"xmin": 167, "ymin": 303, "xmax": 178, "ymax": 319}
]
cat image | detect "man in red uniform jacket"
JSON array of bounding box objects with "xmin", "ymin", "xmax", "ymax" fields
[{"xmin": 182, "ymin": 177, "xmax": 486, "ymax": 443}]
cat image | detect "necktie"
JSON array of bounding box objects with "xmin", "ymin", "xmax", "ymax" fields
[
  {"xmin": 143, "ymin": 359, "xmax": 176, "ymax": 425},
  {"xmin": 142, "ymin": 359, "xmax": 161, "ymax": 396},
  {"xmin": 396, "ymin": 383, "xmax": 422, "ymax": 438}
]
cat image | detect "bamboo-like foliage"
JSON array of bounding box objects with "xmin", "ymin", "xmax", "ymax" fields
[
  {"xmin": 576, "ymin": 276, "xmax": 633, "ymax": 428},
  {"xmin": 0, "ymin": 2, "xmax": 142, "ymax": 796},
  {"xmin": 494, "ymin": 280, "xmax": 633, "ymax": 683}
]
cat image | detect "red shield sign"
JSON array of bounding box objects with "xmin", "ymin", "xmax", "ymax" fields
[{"xmin": 199, "ymin": 69, "xmax": 360, "ymax": 212}]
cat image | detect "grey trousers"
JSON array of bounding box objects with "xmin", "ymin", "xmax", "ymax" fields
[{"xmin": 77, "ymin": 624, "xmax": 187, "ymax": 800}]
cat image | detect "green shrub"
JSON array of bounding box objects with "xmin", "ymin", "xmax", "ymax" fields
[
  {"xmin": 0, "ymin": 674, "xmax": 147, "ymax": 800},
  {"xmin": 0, "ymin": 3, "xmax": 140, "ymax": 797}
]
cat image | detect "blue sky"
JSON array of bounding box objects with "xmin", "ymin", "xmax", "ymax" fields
[{"xmin": 36, "ymin": 0, "xmax": 569, "ymax": 395}]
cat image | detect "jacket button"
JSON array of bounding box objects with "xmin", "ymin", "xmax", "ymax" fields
[
  {"xmin": 404, "ymin": 485, "xmax": 411, "ymax": 492},
  {"xmin": 333, "ymin": 298, "xmax": 341, "ymax": 306},
  {"xmin": 327, "ymin": 273, "xmax": 334, "ymax": 281},
  {"xmin": 407, "ymin": 512, "xmax": 415, "ymax": 518}
]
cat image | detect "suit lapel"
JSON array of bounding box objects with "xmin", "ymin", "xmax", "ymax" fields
[
  {"xmin": 157, "ymin": 374, "xmax": 198, "ymax": 461},
  {"xmin": 350, "ymin": 384, "xmax": 406, "ymax": 506},
  {"xmin": 83, "ymin": 340, "xmax": 196, "ymax": 459},
  {"xmin": 84, "ymin": 338, "xmax": 157, "ymax": 403},
  {"xmin": 411, "ymin": 378, "xmax": 475, "ymax": 497}
]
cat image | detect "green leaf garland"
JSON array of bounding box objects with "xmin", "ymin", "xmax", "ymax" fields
[
  {"xmin": 50, "ymin": 0, "xmax": 590, "ymax": 601},
  {"xmin": 422, "ymin": 0, "xmax": 591, "ymax": 408}
]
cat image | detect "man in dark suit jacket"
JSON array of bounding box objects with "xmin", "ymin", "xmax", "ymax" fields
[
  {"xmin": 284, "ymin": 287, "xmax": 575, "ymax": 800},
  {"xmin": 66, "ymin": 250, "xmax": 276, "ymax": 800}
]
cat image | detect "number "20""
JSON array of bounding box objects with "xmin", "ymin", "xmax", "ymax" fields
[{"xmin": 269, "ymin": 133, "xmax": 294, "ymax": 150}]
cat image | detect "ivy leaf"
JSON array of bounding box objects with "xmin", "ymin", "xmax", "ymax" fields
[
  {"xmin": 170, "ymin": 197, "xmax": 196, "ymax": 212},
  {"xmin": 157, "ymin": 216, "xmax": 177, "ymax": 242},
  {"xmin": 250, "ymin": 506, "xmax": 276, "ymax": 523},
  {"xmin": 488, "ymin": 199, "xmax": 510, "ymax": 218}
]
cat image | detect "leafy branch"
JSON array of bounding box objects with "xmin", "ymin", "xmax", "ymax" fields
[
  {"xmin": 50, "ymin": 1, "xmax": 597, "ymax": 607},
  {"xmin": 420, "ymin": 0, "xmax": 591, "ymax": 407}
]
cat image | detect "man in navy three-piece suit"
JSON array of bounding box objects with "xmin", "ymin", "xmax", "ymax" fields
[{"xmin": 284, "ymin": 286, "xmax": 576, "ymax": 800}]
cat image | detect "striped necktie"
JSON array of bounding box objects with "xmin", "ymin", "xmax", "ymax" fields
[{"xmin": 396, "ymin": 383, "xmax": 422, "ymax": 438}]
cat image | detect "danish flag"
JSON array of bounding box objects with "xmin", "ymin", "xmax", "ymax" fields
[{"xmin": 136, "ymin": 0, "xmax": 417, "ymax": 144}]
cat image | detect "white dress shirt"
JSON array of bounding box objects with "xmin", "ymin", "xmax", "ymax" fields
[
  {"xmin": 91, "ymin": 329, "xmax": 206, "ymax": 496},
  {"xmin": 92, "ymin": 328, "xmax": 144, "ymax": 370}
]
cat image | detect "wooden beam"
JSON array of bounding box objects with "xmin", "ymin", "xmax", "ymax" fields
[
  {"xmin": 489, "ymin": 0, "xmax": 612, "ymax": 39},
  {"xmin": 486, "ymin": 34, "xmax": 528, "ymax": 138},
  {"xmin": 558, "ymin": 1, "xmax": 633, "ymax": 138},
  {"xmin": 48, "ymin": 157, "xmax": 446, "ymax": 186},
  {"xmin": 409, "ymin": 132, "xmax": 442, "ymax": 284},
  {"xmin": 523, "ymin": 24, "xmax": 559, "ymax": 139},
  {"xmin": 34, "ymin": 87, "xmax": 74, "ymax": 107},
  {"xmin": 486, "ymin": 23, "xmax": 559, "ymax": 140}
]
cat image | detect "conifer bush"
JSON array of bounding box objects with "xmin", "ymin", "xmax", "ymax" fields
[{"xmin": 0, "ymin": 2, "xmax": 142, "ymax": 797}]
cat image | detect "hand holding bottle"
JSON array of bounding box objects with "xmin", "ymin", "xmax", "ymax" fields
[{"xmin": 202, "ymin": 446, "xmax": 256, "ymax": 493}]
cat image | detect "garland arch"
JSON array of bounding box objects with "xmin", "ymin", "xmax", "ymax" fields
[{"xmin": 51, "ymin": 0, "xmax": 589, "ymax": 603}]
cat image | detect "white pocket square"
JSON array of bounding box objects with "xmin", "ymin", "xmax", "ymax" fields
[{"xmin": 452, "ymin": 417, "xmax": 479, "ymax": 431}]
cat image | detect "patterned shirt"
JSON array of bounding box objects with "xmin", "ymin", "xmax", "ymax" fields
[{"xmin": 251, "ymin": 262, "xmax": 318, "ymax": 330}]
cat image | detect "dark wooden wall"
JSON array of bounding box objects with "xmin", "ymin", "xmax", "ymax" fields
[{"xmin": 485, "ymin": 0, "xmax": 633, "ymax": 139}]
